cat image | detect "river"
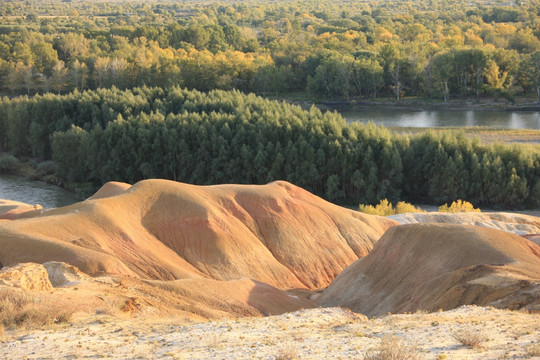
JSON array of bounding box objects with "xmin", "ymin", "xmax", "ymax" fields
[
  {"xmin": 0, "ymin": 174, "xmax": 82, "ymax": 209},
  {"xmin": 341, "ymin": 108, "xmax": 540, "ymax": 129}
]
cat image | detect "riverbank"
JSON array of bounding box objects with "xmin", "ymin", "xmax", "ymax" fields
[
  {"xmin": 268, "ymin": 95, "xmax": 540, "ymax": 131},
  {"xmin": 320, "ymin": 99, "xmax": 538, "ymax": 112},
  {"xmin": 0, "ymin": 174, "xmax": 81, "ymax": 208},
  {"xmin": 269, "ymin": 94, "xmax": 540, "ymax": 112},
  {"xmin": 0, "ymin": 154, "xmax": 85, "ymax": 207}
]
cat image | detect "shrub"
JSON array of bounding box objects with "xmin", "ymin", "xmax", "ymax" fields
[
  {"xmin": 364, "ymin": 336, "xmax": 424, "ymax": 360},
  {"xmin": 360, "ymin": 199, "xmax": 394, "ymax": 216},
  {"xmin": 439, "ymin": 200, "xmax": 481, "ymax": 213},
  {"xmin": 394, "ymin": 201, "xmax": 424, "ymax": 214},
  {"xmin": 36, "ymin": 160, "xmax": 56, "ymax": 177},
  {"xmin": 43, "ymin": 174, "xmax": 63, "ymax": 186},
  {"xmin": 451, "ymin": 327, "xmax": 488, "ymax": 349},
  {"xmin": 359, "ymin": 199, "xmax": 424, "ymax": 216},
  {"xmin": 0, "ymin": 288, "xmax": 74, "ymax": 330},
  {"xmin": 0, "ymin": 155, "xmax": 19, "ymax": 173}
]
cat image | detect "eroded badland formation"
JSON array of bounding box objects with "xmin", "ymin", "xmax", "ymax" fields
[{"xmin": 0, "ymin": 180, "xmax": 539, "ymax": 359}]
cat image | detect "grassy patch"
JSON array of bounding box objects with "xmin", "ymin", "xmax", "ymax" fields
[{"xmin": 0, "ymin": 287, "xmax": 74, "ymax": 330}]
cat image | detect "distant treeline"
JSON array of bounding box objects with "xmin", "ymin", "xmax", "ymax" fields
[
  {"xmin": 0, "ymin": 87, "xmax": 538, "ymax": 208},
  {"xmin": 4, "ymin": 0, "xmax": 540, "ymax": 101}
]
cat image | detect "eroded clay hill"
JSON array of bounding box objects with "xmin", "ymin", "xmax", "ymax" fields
[
  {"xmin": 0, "ymin": 179, "xmax": 396, "ymax": 290},
  {"xmin": 389, "ymin": 212, "xmax": 540, "ymax": 235},
  {"xmin": 318, "ymin": 223, "xmax": 540, "ymax": 316}
]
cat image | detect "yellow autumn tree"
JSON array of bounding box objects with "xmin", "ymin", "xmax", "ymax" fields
[{"xmin": 439, "ymin": 200, "xmax": 481, "ymax": 213}]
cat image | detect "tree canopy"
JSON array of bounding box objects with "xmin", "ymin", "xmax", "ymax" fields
[
  {"xmin": 1, "ymin": 0, "xmax": 540, "ymax": 101},
  {"xmin": 1, "ymin": 86, "xmax": 537, "ymax": 209}
]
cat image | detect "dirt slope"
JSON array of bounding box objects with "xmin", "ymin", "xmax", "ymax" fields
[
  {"xmin": 523, "ymin": 234, "xmax": 540, "ymax": 246},
  {"xmin": 318, "ymin": 223, "xmax": 540, "ymax": 316},
  {"xmin": 0, "ymin": 179, "xmax": 396, "ymax": 290}
]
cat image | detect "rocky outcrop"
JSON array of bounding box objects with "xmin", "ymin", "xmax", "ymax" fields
[
  {"xmin": 43, "ymin": 261, "xmax": 89, "ymax": 287},
  {"xmin": 0, "ymin": 263, "xmax": 53, "ymax": 291}
]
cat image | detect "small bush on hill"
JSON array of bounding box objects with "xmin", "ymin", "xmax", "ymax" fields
[
  {"xmin": 439, "ymin": 200, "xmax": 481, "ymax": 213},
  {"xmin": 359, "ymin": 199, "xmax": 424, "ymax": 216},
  {"xmin": 451, "ymin": 327, "xmax": 488, "ymax": 348},
  {"xmin": 364, "ymin": 336, "xmax": 424, "ymax": 360}
]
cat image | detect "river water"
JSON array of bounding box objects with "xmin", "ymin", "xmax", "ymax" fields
[
  {"xmin": 341, "ymin": 109, "xmax": 540, "ymax": 129},
  {"xmin": 0, "ymin": 174, "xmax": 81, "ymax": 209}
]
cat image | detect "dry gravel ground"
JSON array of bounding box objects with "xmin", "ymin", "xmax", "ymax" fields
[{"xmin": 1, "ymin": 306, "xmax": 538, "ymax": 360}]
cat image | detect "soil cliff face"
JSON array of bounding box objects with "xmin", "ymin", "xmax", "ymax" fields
[
  {"xmin": 318, "ymin": 223, "xmax": 540, "ymax": 316},
  {"xmin": 0, "ymin": 179, "xmax": 397, "ymax": 290}
]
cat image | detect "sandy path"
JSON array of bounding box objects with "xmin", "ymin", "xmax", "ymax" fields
[{"xmin": 1, "ymin": 306, "xmax": 538, "ymax": 359}]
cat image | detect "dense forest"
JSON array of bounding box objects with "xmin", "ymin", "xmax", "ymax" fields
[
  {"xmin": 0, "ymin": 87, "xmax": 538, "ymax": 208},
  {"xmin": 2, "ymin": 0, "xmax": 540, "ymax": 101},
  {"xmin": 0, "ymin": 0, "xmax": 539, "ymax": 209}
]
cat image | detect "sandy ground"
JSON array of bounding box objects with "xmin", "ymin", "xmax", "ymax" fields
[{"xmin": 1, "ymin": 306, "xmax": 538, "ymax": 360}]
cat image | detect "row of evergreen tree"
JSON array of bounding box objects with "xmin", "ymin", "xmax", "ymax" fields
[{"xmin": 0, "ymin": 86, "xmax": 537, "ymax": 208}]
